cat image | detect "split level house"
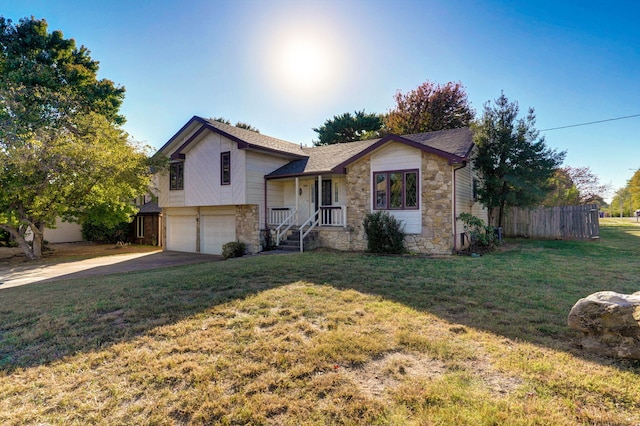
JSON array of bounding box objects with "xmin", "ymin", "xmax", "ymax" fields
[{"xmin": 155, "ymin": 116, "xmax": 487, "ymax": 255}]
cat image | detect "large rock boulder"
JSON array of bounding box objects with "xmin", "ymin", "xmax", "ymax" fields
[{"xmin": 568, "ymin": 291, "xmax": 640, "ymax": 359}]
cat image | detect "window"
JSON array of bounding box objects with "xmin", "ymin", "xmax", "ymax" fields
[
  {"xmin": 170, "ymin": 162, "xmax": 184, "ymax": 190},
  {"xmin": 136, "ymin": 216, "xmax": 144, "ymax": 238},
  {"xmin": 472, "ymin": 178, "xmax": 479, "ymax": 202},
  {"xmin": 221, "ymin": 151, "xmax": 231, "ymax": 185},
  {"xmin": 373, "ymin": 170, "xmax": 419, "ymax": 210}
]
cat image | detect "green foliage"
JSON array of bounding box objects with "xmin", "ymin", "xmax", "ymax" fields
[
  {"xmin": 222, "ymin": 241, "xmax": 246, "ymax": 259},
  {"xmin": 313, "ymin": 110, "xmax": 383, "ymax": 146},
  {"xmin": 543, "ymin": 166, "xmax": 609, "ymax": 207},
  {"xmin": 473, "ymin": 93, "xmax": 565, "ymax": 227},
  {"xmin": 383, "ymin": 80, "xmax": 474, "ymax": 135},
  {"xmin": 0, "ymin": 228, "xmax": 14, "ymax": 247},
  {"xmin": 457, "ymin": 212, "xmax": 498, "ymax": 253},
  {"xmin": 363, "ymin": 211, "xmax": 405, "ymax": 254},
  {"xmin": 81, "ymin": 220, "xmax": 130, "ymax": 243},
  {"xmin": 0, "ymin": 16, "xmax": 155, "ymax": 260}
]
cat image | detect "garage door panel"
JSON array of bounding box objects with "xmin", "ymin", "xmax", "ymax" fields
[
  {"xmin": 201, "ymin": 215, "xmax": 235, "ymax": 255},
  {"xmin": 166, "ymin": 215, "xmax": 197, "ymax": 253}
]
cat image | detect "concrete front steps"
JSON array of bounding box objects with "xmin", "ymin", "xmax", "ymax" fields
[{"xmin": 277, "ymin": 230, "xmax": 319, "ymax": 252}]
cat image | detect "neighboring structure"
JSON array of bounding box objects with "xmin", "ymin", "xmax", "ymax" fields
[
  {"xmin": 129, "ymin": 195, "xmax": 162, "ymax": 246},
  {"xmin": 156, "ymin": 116, "xmax": 486, "ymax": 255},
  {"xmin": 43, "ymin": 218, "xmax": 83, "ymax": 243},
  {"xmin": 23, "ymin": 217, "xmax": 84, "ymax": 244}
]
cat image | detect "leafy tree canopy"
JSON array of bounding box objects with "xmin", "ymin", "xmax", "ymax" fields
[
  {"xmin": 543, "ymin": 166, "xmax": 610, "ymax": 207},
  {"xmin": 313, "ymin": 110, "xmax": 383, "ymax": 146},
  {"xmin": 0, "ymin": 17, "xmax": 157, "ymax": 260},
  {"xmin": 384, "ymin": 80, "xmax": 474, "ymax": 135},
  {"xmin": 473, "ymin": 93, "xmax": 565, "ymax": 227}
]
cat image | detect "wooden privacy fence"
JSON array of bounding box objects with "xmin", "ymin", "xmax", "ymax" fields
[{"xmin": 498, "ymin": 204, "xmax": 600, "ymax": 240}]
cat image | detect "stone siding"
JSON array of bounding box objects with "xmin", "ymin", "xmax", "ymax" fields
[
  {"xmin": 408, "ymin": 153, "xmax": 454, "ymax": 254},
  {"xmin": 236, "ymin": 204, "xmax": 260, "ymax": 254},
  {"xmin": 317, "ymin": 228, "xmax": 351, "ymax": 251},
  {"xmin": 344, "ymin": 157, "xmax": 371, "ymax": 251},
  {"xmin": 336, "ymin": 151, "xmax": 454, "ymax": 255}
]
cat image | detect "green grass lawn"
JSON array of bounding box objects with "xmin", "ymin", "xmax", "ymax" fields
[{"xmin": 1, "ymin": 218, "xmax": 639, "ymax": 425}]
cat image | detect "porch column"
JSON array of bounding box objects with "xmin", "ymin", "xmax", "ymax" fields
[
  {"xmin": 318, "ymin": 174, "xmax": 323, "ymax": 225},
  {"xmin": 295, "ymin": 177, "xmax": 299, "ymax": 225}
]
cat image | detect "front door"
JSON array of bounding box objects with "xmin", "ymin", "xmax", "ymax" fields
[{"xmin": 314, "ymin": 180, "xmax": 332, "ymax": 224}]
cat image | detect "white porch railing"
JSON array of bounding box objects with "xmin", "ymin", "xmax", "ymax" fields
[
  {"xmin": 273, "ymin": 208, "xmax": 297, "ymax": 245},
  {"xmin": 269, "ymin": 207, "xmax": 295, "ymax": 226},
  {"xmin": 269, "ymin": 206, "xmax": 347, "ymax": 250},
  {"xmin": 269, "ymin": 206, "xmax": 347, "ymax": 228},
  {"xmin": 299, "ymin": 209, "xmax": 320, "ymax": 252},
  {"xmin": 319, "ymin": 206, "xmax": 347, "ymax": 227}
]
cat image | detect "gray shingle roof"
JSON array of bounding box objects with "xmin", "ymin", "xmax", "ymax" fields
[
  {"xmin": 161, "ymin": 116, "xmax": 474, "ymax": 178},
  {"xmin": 267, "ymin": 127, "xmax": 474, "ymax": 178},
  {"xmin": 138, "ymin": 200, "xmax": 161, "ymax": 214},
  {"xmin": 200, "ymin": 117, "xmax": 307, "ymax": 157},
  {"xmin": 402, "ymin": 127, "xmax": 474, "ymax": 158}
]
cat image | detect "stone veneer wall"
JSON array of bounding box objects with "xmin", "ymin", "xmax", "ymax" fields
[
  {"xmin": 344, "ymin": 157, "xmax": 371, "ymax": 251},
  {"xmin": 236, "ymin": 204, "xmax": 260, "ymax": 254},
  {"xmin": 331, "ymin": 151, "xmax": 454, "ymax": 255},
  {"xmin": 407, "ymin": 153, "xmax": 453, "ymax": 254}
]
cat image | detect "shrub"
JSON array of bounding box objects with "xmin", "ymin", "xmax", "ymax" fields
[
  {"xmin": 82, "ymin": 220, "xmax": 130, "ymax": 243},
  {"xmin": 222, "ymin": 241, "xmax": 246, "ymax": 259},
  {"xmin": 458, "ymin": 212, "xmax": 498, "ymax": 253},
  {"xmin": 363, "ymin": 211, "xmax": 406, "ymax": 254}
]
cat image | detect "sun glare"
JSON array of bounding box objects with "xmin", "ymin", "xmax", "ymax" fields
[{"xmin": 272, "ymin": 33, "xmax": 336, "ymax": 96}]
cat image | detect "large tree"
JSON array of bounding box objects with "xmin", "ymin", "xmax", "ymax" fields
[
  {"xmin": 313, "ymin": 110, "xmax": 383, "ymax": 146},
  {"xmin": 543, "ymin": 166, "xmax": 610, "ymax": 207},
  {"xmin": 384, "ymin": 80, "xmax": 474, "ymax": 135},
  {"xmin": 473, "ymin": 93, "xmax": 565, "ymax": 227},
  {"xmin": 0, "ymin": 17, "xmax": 155, "ymax": 260}
]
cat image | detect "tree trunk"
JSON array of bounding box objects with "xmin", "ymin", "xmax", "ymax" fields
[
  {"xmin": 497, "ymin": 201, "xmax": 505, "ymax": 229},
  {"xmin": 0, "ymin": 223, "xmax": 42, "ymax": 260}
]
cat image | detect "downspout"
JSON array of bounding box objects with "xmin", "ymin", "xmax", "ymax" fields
[
  {"xmin": 452, "ymin": 161, "xmax": 467, "ymax": 253},
  {"xmin": 264, "ymin": 176, "xmax": 268, "ymax": 228}
]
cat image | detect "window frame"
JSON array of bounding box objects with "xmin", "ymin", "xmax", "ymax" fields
[
  {"xmin": 372, "ymin": 169, "xmax": 419, "ymax": 211},
  {"xmin": 136, "ymin": 215, "xmax": 145, "ymax": 238},
  {"xmin": 221, "ymin": 151, "xmax": 231, "ymax": 185},
  {"xmin": 169, "ymin": 161, "xmax": 184, "ymax": 191}
]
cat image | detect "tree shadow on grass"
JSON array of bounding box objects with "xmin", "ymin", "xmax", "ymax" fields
[{"xmin": 1, "ymin": 224, "xmax": 640, "ymax": 374}]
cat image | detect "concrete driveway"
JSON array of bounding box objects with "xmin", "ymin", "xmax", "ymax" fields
[{"xmin": 0, "ymin": 250, "xmax": 222, "ymax": 290}]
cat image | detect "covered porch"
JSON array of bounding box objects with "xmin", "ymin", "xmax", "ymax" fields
[{"xmin": 265, "ymin": 174, "xmax": 348, "ymax": 249}]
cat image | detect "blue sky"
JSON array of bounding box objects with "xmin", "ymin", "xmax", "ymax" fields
[{"xmin": 4, "ymin": 0, "xmax": 639, "ymax": 199}]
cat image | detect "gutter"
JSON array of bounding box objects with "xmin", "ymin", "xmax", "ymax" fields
[{"xmin": 452, "ymin": 161, "xmax": 468, "ymax": 253}]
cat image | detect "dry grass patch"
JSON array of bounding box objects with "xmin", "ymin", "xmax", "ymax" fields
[{"xmin": 1, "ymin": 220, "xmax": 640, "ymax": 424}]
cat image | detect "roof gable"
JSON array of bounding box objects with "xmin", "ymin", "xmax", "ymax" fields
[{"xmin": 158, "ymin": 116, "xmax": 307, "ymax": 161}]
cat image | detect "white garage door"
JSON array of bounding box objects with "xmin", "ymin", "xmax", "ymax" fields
[
  {"xmin": 201, "ymin": 215, "xmax": 236, "ymax": 255},
  {"xmin": 166, "ymin": 215, "xmax": 197, "ymax": 253}
]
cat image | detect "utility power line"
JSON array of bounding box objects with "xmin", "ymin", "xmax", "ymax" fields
[{"xmin": 539, "ymin": 113, "xmax": 640, "ymax": 131}]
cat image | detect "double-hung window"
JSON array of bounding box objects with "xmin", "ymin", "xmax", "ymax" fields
[
  {"xmin": 221, "ymin": 151, "xmax": 231, "ymax": 185},
  {"xmin": 373, "ymin": 170, "xmax": 419, "ymax": 210},
  {"xmin": 170, "ymin": 162, "xmax": 184, "ymax": 190}
]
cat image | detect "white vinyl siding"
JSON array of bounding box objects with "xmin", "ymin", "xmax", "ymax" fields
[
  {"xmin": 246, "ymin": 151, "xmax": 290, "ymax": 227},
  {"xmin": 370, "ymin": 142, "xmax": 422, "ymax": 234}
]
